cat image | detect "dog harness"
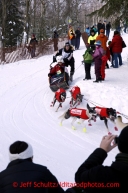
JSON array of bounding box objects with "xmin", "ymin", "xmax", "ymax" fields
[
  {"xmin": 70, "ymin": 108, "xmax": 89, "ymax": 119},
  {"xmin": 95, "ymin": 106, "xmax": 109, "ymax": 118},
  {"xmin": 55, "ymin": 88, "xmax": 66, "ymax": 102},
  {"xmin": 70, "ymin": 86, "xmax": 81, "ymax": 100}
]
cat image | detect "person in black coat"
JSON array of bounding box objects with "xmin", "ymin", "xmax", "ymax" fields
[
  {"xmin": 106, "ymin": 22, "xmax": 111, "ymax": 39},
  {"xmin": 74, "ymin": 126, "xmax": 128, "ymax": 193},
  {"xmin": 0, "ymin": 141, "xmax": 64, "ymax": 193},
  {"xmin": 102, "ymin": 21, "xmax": 106, "ymax": 32},
  {"xmin": 97, "ymin": 20, "xmax": 103, "ymax": 35},
  {"xmin": 29, "ymin": 34, "xmax": 38, "ymax": 58},
  {"xmin": 53, "ymin": 42, "xmax": 75, "ymax": 81},
  {"xmin": 53, "ymin": 30, "xmax": 59, "ymax": 51},
  {"xmin": 75, "ymin": 27, "xmax": 81, "ymax": 50}
]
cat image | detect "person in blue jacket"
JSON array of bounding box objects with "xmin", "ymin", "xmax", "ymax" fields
[{"xmin": 85, "ymin": 25, "xmax": 90, "ymax": 36}]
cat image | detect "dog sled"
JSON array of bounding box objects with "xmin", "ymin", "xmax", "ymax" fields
[{"xmin": 49, "ymin": 63, "xmax": 70, "ymax": 92}]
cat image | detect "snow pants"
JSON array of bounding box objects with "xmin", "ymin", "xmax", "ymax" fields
[
  {"xmin": 94, "ymin": 59, "xmax": 102, "ymax": 80},
  {"xmin": 101, "ymin": 60, "xmax": 106, "ymax": 79},
  {"xmin": 30, "ymin": 48, "xmax": 36, "ymax": 58},
  {"xmin": 75, "ymin": 38, "xmax": 80, "ymax": 49},
  {"xmin": 71, "ymin": 38, "xmax": 76, "ymax": 47},
  {"xmin": 84, "ymin": 62, "xmax": 91, "ymax": 79}
]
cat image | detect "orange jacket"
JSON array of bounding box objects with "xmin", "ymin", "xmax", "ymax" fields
[
  {"xmin": 96, "ymin": 34, "xmax": 108, "ymax": 51},
  {"xmin": 68, "ymin": 28, "xmax": 75, "ymax": 40}
]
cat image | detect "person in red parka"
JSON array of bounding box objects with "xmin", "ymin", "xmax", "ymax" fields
[
  {"xmin": 109, "ymin": 31, "xmax": 123, "ymax": 68},
  {"xmin": 100, "ymin": 47, "xmax": 110, "ymax": 80},
  {"xmin": 48, "ymin": 56, "xmax": 65, "ymax": 77},
  {"xmin": 101, "ymin": 54, "xmax": 108, "ymax": 81}
]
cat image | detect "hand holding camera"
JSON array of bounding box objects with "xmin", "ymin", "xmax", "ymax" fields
[{"xmin": 100, "ymin": 135, "xmax": 117, "ymax": 153}]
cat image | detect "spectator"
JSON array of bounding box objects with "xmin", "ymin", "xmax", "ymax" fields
[
  {"xmin": 120, "ymin": 20, "xmax": 124, "ymax": 33},
  {"xmin": 109, "ymin": 31, "xmax": 123, "ymax": 68},
  {"xmin": 83, "ymin": 43, "xmax": 93, "ymax": 80},
  {"xmin": 53, "ymin": 30, "xmax": 59, "ymax": 51},
  {"xmin": 101, "ymin": 53, "xmax": 108, "ymax": 81},
  {"xmin": 102, "ymin": 21, "xmax": 106, "ymax": 32},
  {"xmin": 115, "ymin": 18, "xmax": 121, "ymax": 33},
  {"xmin": 124, "ymin": 20, "xmax": 128, "ymax": 33},
  {"xmin": 108, "ymin": 41, "xmax": 114, "ymax": 67},
  {"xmin": 68, "ymin": 26, "xmax": 76, "ymax": 48},
  {"xmin": 97, "ymin": 20, "xmax": 103, "ymax": 35},
  {"xmin": 92, "ymin": 40, "xmax": 104, "ymax": 83},
  {"xmin": 96, "ymin": 29, "xmax": 108, "ymax": 51},
  {"xmin": 88, "ymin": 29, "xmax": 98, "ymax": 51},
  {"xmin": 105, "ymin": 45, "xmax": 111, "ymax": 69},
  {"xmin": 75, "ymin": 126, "xmax": 128, "ymax": 193},
  {"xmin": 106, "ymin": 22, "xmax": 111, "ymax": 39},
  {"xmin": 85, "ymin": 25, "xmax": 90, "ymax": 36},
  {"xmin": 75, "ymin": 27, "xmax": 81, "ymax": 50},
  {"xmin": 91, "ymin": 25, "xmax": 98, "ymax": 34},
  {"xmin": 53, "ymin": 42, "xmax": 75, "ymax": 81},
  {"xmin": 124, "ymin": 23, "xmax": 127, "ymax": 33},
  {"xmin": 29, "ymin": 34, "xmax": 38, "ymax": 58},
  {"xmin": 0, "ymin": 141, "xmax": 64, "ymax": 193}
]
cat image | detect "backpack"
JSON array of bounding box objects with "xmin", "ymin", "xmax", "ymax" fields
[{"xmin": 83, "ymin": 50, "xmax": 93, "ymax": 62}]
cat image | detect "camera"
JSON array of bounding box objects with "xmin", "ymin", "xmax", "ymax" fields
[{"xmin": 114, "ymin": 136, "xmax": 118, "ymax": 144}]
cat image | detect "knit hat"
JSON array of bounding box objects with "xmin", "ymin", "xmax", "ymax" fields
[
  {"xmin": 117, "ymin": 126, "xmax": 128, "ymax": 154},
  {"xmin": 9, "ymin": 141, "xmax": 33, "ymax": 161},
  {"xmin": 90, "ymin": 29, "xmax": 95, "ymax": 33},
  {"xmin": 100, "ymin": 29, "xmax": 104, "ymax": 33},
  {"xmin": 95, "ymin": 40, "xmax": 101, "ymax": 46},
  {"xmin": 65, "ymin": 42, "xmax": 70, "ymax": 46},
  {"xmin": 56, "ymin": 56, "xmax": 64, "ymax": 63}
]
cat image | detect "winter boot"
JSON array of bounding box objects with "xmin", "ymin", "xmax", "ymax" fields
[
  {"xmin": 98, "ymin": 76, "xmax": 102, "ymax": 82},
  {"xmin": 93, "ymin": 76, "xmax": 102, "ymax": 83},
  {"xmin": 106, "ymin": 62, "xmax": 109, "ymax": 69},
  {"xmin": 93, "ymin": 80, "xmax": 99, "ymax": 83}
]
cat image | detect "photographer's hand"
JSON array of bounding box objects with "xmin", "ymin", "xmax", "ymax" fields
[{"xmin": 100, "ymin": 135, "xmax": 117, "ymax": 153}]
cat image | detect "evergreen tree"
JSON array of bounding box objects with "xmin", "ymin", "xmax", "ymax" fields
[
  {"xmin": 0, "ymin": 0, "xmax": 24, "ymax": 47},
  {"xmin": 90, "ymin": 0, "xmax": 128, "ymax": 24}
]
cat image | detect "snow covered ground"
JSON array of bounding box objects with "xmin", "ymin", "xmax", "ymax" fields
[{"xmin": 0, "ymin": 30, "xmax": 128, "ymax": 189}]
